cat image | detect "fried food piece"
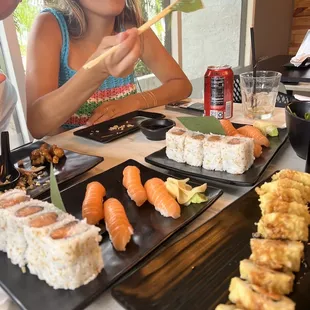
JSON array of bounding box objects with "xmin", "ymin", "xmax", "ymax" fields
[
  {"xmin": 256, "ymin": 178, "xmax": 310, "ymax": 204},
  {"xmin": 257, "ymin": 213, "xmax": 308, "ymax": 241},
  {"xmin": 52, "ymin": 156, "xmax": 59, "ymax": 164},
  {"xmin": 39, "ymin": 143, "xmax": 50, "ymax": 151},
  {"xmin": 40, "ymin": 148, "xmax": 53, "ymax": 163},
  {"xmin": 272, "ymin": 169, "xmax": 310, "ymax": 187},
  {"xmin": 240, "ymin": 259, "xmax": 294, "ymax": 295},
  {"xmin": 250, "ymin": 239, "xmax": 304, "ymax": 272},
  {"xmin": 51, "ymin": 145, "xmax": 65, "ymax": 158},
  {"xmin": 228, "ymin": 278, "xmax": 295, "ymax": 310},
  {"xmin": 259, "ymin": 193, "xmax": 310, "ymax": 224},
  {"xmin": 215, "ymin": 305, "xmax": 242, "ymax": 310}
]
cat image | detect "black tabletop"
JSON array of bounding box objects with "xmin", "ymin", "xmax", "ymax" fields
[{"xmin": 235, "ymin": 55, "xmax": 310, "ymax": 84}]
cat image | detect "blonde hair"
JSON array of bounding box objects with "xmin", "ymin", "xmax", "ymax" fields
[{"xmin": 44, "ymin": 0, "xmax": 144, "ymax": 38}]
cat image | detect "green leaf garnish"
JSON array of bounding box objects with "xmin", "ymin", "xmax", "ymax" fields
[
  {"xmin": 177, "ymin": 116, "xmax": 226, "ymax": 135},
  {"xmin": 171, "ymin": 0, "xmax": 204, "ymax": 13},
  {"xmin": 49, "ymin": 163, "xmax": 66, "ymax": 212},
  {"xmin": 305, "ymin": 112, "xmax": 310, "ymax": 120}
]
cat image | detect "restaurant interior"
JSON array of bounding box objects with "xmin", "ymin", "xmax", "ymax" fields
[{"xmin": 0, "ymin": 0, "xmax": 310, "ymax": 309}]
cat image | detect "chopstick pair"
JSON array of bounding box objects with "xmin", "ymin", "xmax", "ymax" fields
[{"xmin": 83, "ymin": 0, "xmax": 204, "ymax": 70}]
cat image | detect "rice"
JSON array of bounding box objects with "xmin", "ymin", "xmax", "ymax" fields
[
  {"xmin": 221, "ymin": 136, "xmax": 254, "ymax": 174},
  {"xmin": 0, "ymin": 190, "xmax": 30, "ymax": 252},
  {"xmin": 184, "ymin": 132, "xmax": 205, "ymax": 167},
  {"xmin": 35, "ymin": 220, "xmax": 103, "ymax": 290},
  {"xmin": 24, "ymin": 212, "xmax": 76, "ymax": 278},
  {"xmin": 166, "ymin": 127, "xmax": 188, "ymax": 163},
  {"xmin": 6, "ymin": 200, "xmax": 61, "ymax": 267},
  {"xmin": 203, "ymin": 135, "xmax": 225, "ymax": 171}
]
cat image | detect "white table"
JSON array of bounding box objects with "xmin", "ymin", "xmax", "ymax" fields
[{"xmin": 1, "ymin": 105, "xmax": 306, "ymax": 310}]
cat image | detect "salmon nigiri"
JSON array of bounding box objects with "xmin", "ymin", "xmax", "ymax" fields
[
  {"xmin": 82, "ymin": 181, "xmax": 106, "ymax": 225},
  {"xmin": 103, "ymin": 198, "xmax": 133, "ymax": 251},
  {"xmin": 144, "ymin": 178, "xmax": 181, "ymax": 219},
  {"xmin": 123, "ymin": 166, "xmax": 147, "ymax": 207},
  {"xmin": 237, "ymin": 125, "xmax": 270, "ymax": 147},
  {"xmin": 220, "ymin": 119, "xmax": 238, "ymax": 136}
]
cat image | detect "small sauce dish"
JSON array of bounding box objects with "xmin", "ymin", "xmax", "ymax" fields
[{"xmin": 139, "ymin": 119, "xmax": 176, "ymax": 141}]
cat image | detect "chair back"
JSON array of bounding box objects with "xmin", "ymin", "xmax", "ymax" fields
[{"xmin": 233, "ymin": 75, "xmax": 293, "ymax": 108}]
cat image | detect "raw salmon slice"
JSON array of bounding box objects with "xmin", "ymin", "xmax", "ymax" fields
[
  {"xmin": 145, "ymin": 178, "xmax": 181, "ymax": 219},
  {"xmin": 123, "ymin": 166, "xmax": 147, "ymax": 207},
  {"xmin": 237, "ymin": 125, "xmax": 270, "ymax": 147},
  {"xmin": 104, "ymin": 198, "xmax": 133, "ymax": 251},
  {"xmin": 82, "ymin": 181, "xmax": 106, "ymax": 225}
]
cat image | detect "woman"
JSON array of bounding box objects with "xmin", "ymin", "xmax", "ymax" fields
[{"xmin": 26, "ymin": 0, "xmax": 192, "ymax": 139}]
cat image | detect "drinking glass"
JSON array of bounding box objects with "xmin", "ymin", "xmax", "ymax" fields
[{"xmin": 240, "ymin": 71, "xmax": 282, "ymax": 119}]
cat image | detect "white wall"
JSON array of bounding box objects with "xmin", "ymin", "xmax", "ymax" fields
[{"xmin": 181, "ymin": 0, "xmax": 242, "ymax": 81}]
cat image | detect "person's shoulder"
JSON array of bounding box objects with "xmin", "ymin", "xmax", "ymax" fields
[{"xmin": 30, "ymin": 11, "xmax": 62, "ymax": 44}]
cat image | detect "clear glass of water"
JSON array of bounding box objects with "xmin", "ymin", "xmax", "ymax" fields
[{"xmin": 240, "ymin": 71, "xmax": 282, "ymax": 119}]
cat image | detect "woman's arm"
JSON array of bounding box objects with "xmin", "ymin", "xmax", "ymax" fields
[
  {"xmin": 87, "ymin": 28, "xmax": 192, "ymax": 125},
  {"xmin": 26, "ymin": 13, "xmax": 140, "ymax": 139}
]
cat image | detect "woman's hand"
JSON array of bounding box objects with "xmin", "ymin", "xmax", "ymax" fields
[
  {"xmin": 88, "ymin": 28, "xmax": 141, "ymax": 79},
  {"xmin": 86, "ymin": 96, "xmax": 141, "ymax": 126}
]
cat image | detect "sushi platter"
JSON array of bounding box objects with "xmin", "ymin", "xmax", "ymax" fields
[
  {"xmin": 74, "ymin": 110, "xmax": 165, "ymax": 143},
  {"xmin": 0, "ymin": 159, "xmax": 222, "ymax": 310},
  {"xmin": 145, "ymin": 123, "xmax": 288, "ymax": 186},
  {"xmin": 2, "ymin": 141, "xmax": 103, "ymax": 198},
  {"xmin": 112, "ymin": 170, "xmax": 310, "ymax": 310}
]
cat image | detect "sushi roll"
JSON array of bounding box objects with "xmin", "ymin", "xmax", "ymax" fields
[
  {"xmin": 228, "ymin": 277, "xmax": 295, "ymax": 310},
  {"xmin": 215, "ymin": 305, "xmax": 242, "ymax": 310},
  {"xmin": 0, "ymin": 190, "xmax": 30, "ymax": 252},
  {"xmin": 250, "ymin": 238, "xmax": 304, "ymax": 272},
  {"xmin": 272, "ymin": 169, "xmax": 310, "ymax": 187},
  {"xmin": 6, "ymin": 200, "xmax": 58, "ymax": 267},
  {"xmin": 221, "ymin": 136, "xmax": 254, "ymax": 174},
  {"xmin": 184, "ymin": 132, "xmax": 205, "ymax": 167},
  {"xmin": 24, "ymin": 211, "xmax": 75, "ymax": 277},
  {"xmin": 258, "ymin": 193, "xmax": 310, "ymax": 224},
  {"xmin": 166, "ymin": 127, "xmax": 188, "ymax": 163},
  {"xmin": 256, "ymin": 179, "xmax": 310, "ymax": 204},
  {"xmin": 239, "ymin": 259, "xmax": 294, "ymax": 295},
  {"xmin": 35, "ymin": 219, "xmax": 103, "ymax": 290},
  {"xmin": 202, "ymin": 134, "xmax": 225, "ymax": 171},
  {"xmin": 257, "ymin": 213, "xmax": 308, "ymax": 241}
]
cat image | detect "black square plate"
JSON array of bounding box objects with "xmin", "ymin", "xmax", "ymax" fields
[
  {"xmin": 1, "ymin": 141, "xmax": 103, "ymax": 198},
  {"xmin": 145, "ymin": 124, "xmax": 287, "ymax": 186},
  {"xmin": 73, "ymin": 110, "xmax": 165, "ymax": 143},
  {"xmin": 112, "ymin": 172, "xmax": 310, "ymax": 310},
  {"xmin": 0, "ymin": 160, "xmax": 222, "ymax": 310}
]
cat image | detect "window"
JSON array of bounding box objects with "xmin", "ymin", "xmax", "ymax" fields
[
  {"xmin": 181, "ymin": 0, "xmax": 248, "ymax": 97},
  {"xmin": 0, "ymin": 17, "xmax": 30, "ymax": 148}
]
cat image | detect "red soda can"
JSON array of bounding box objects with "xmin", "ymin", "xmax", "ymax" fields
[{"xmin": 204, "ymin": 65, "xmax": 233, "ymax": 119}]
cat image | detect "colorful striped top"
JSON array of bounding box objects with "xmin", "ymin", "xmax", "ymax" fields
[{"xmin": 42, "ymin": 8, "xmax": 137, "ymax": 129}]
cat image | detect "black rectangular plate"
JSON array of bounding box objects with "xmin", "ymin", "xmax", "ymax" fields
[
  {"xmin": 73, "ymin": 110, "xmax": 165, "ymax": 143},
  {"xmin": 0, "ymin": 160, "xmax": 222, "ymax": 310},
  {"xmin": 112, "ymin": 172, "xmax": 310, "ymax": 310},
  {"xmin": 145, "ymin": 125, "xmax": 287, "ymax": 186},
  {"xmin": 1, "ymin": 141, "xmax": 103, "ymax": 198}
]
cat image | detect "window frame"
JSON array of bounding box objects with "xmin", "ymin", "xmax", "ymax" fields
[{"xmin": 0, "ymin": 16, "xmax": 30, "ymax": 144}]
